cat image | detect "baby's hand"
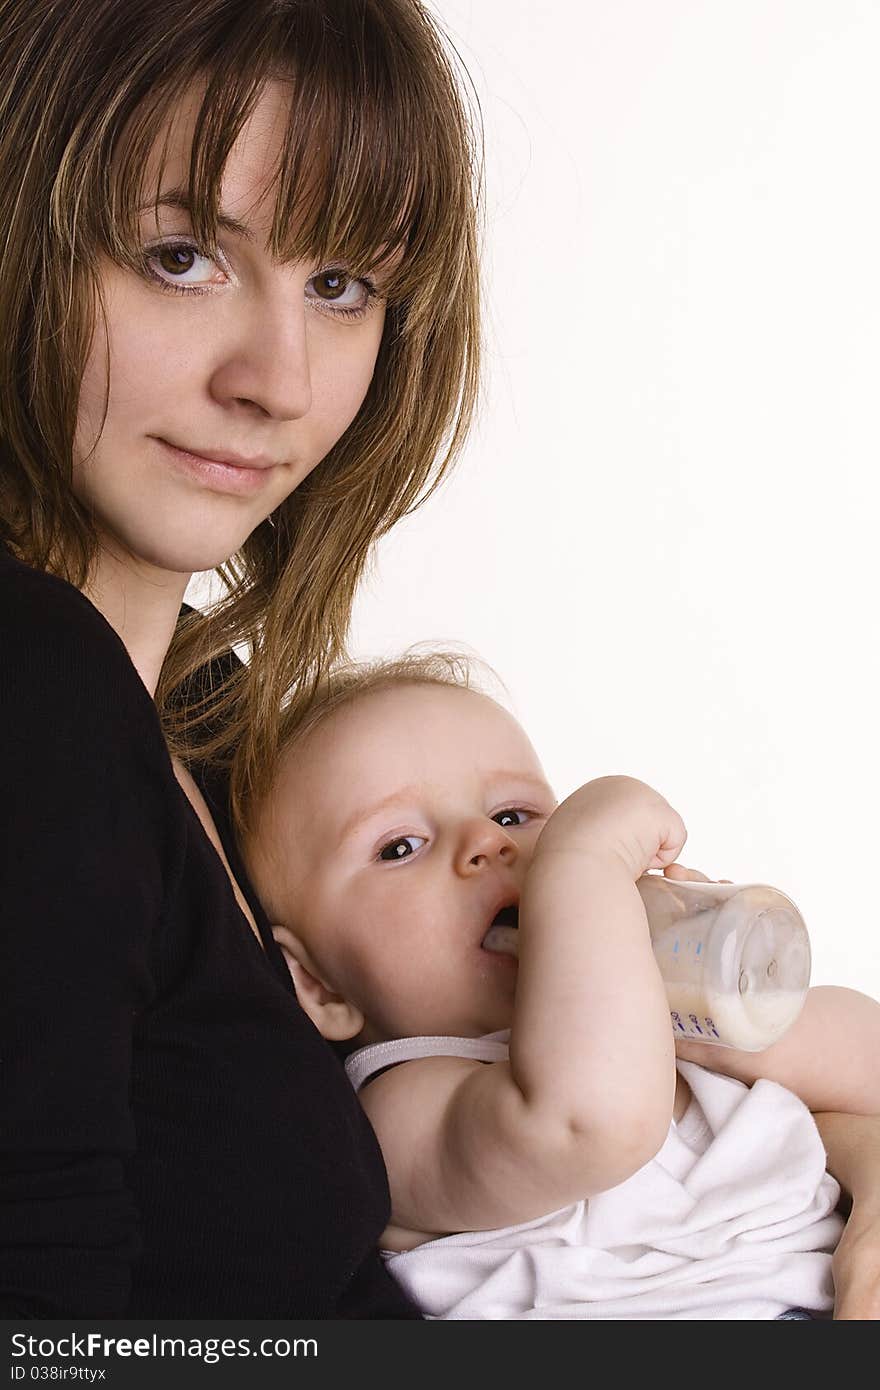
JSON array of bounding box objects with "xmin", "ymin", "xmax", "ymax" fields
[{"xmin": 534, "ymin": 775, "xmax": 687, "ymax": 881}]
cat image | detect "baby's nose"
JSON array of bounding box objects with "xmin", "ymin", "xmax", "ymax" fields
[{"xmin": 456, "ymin": 819, "xmax": 518, "ymax": 873}]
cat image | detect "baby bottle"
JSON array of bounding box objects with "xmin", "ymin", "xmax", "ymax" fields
[{"xmin": 636, "ymin": 876, "xmax": 811, "ymax": 1051}]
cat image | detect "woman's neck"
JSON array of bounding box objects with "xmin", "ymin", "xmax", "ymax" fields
[{"xmin": 82, "ymin": 543, "xmax": 191, "ymax": 699}]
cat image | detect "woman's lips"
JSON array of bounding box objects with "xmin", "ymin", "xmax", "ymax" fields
[{"xmin": 156, "ymin": 438, "xmax": 280, "ymax": 497}]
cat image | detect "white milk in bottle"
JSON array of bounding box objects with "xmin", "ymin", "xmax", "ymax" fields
[{"xmin": 635, "ymin": 876, "xmax": 811, "ymax": 1050}]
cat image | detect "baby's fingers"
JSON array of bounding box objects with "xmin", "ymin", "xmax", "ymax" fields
[
  {"xmin": 645, "ymin": 811, "xmax": 688, "ymax": 872},
  {"xmin": 663, "ymin": 863, "xmax": 733, "ymax": 884}
]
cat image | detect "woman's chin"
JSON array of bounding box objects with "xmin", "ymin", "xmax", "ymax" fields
[{"xmin": 100, "ymin": 520, "xmax": 259, "ymax": 581}]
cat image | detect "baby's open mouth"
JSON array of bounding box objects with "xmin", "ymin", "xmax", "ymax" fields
[{"xmin": 481, "ymin": 904, "xmax": 520, "ymax": 958}]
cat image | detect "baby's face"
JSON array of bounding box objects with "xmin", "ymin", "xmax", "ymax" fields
[{"xmin": 248, "ymin": 682, "xmax": 557, "ymax": 1042}]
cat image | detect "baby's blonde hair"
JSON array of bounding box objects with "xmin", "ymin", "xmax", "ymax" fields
[{"xmin": 244, "ymin": 645, "xmax": 506, "ymax": 821}]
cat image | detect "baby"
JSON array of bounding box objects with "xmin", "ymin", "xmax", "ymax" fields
[{"xmin": 242, "ymin": 653, "xmax": 874, "ymax": 1320}]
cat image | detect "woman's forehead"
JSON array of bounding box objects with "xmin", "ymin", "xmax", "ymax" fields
[{"xmin": 138, "ymin": 80, "xmax": 295, "ymax": 240}]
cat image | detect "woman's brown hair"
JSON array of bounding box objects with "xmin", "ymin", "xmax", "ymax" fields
[{"xmin": 0, "ymin": 0, "xmax": 482, "ymax": 832}]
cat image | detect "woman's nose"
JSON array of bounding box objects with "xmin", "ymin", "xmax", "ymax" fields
[
  {"xmin": 454, "ymin": 819, "xmax": 518, "ymax": 875},
  {"xmin": 209, "ymin": 286, "xmax": 313, "ymax": 421}
]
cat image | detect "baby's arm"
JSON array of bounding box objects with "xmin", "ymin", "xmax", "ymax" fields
[{"xmin": 359, "ymin": 776, "xmax": 684, "ymax": 1241}]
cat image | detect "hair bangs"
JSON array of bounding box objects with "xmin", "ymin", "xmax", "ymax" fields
[
  {"xmin": 99, "ymin": 31, "xmax": 276, "ymax": 270},
  {"xmin": 102, "ymin": 1, "xmax": 476, "ymax": 306}
]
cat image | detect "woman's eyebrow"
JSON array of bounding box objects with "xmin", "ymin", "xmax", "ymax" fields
[{"xmin": 140, "ymin": 186, "xmax": 256, "ymax": 242}]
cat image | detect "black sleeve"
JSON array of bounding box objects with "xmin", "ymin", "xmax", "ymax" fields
[{"xmin": 0, "ymin": 574, "xmax": 172, "ymax": 1316}]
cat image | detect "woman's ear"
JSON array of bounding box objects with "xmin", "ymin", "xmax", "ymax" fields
[{"xmin": 271, "ymin": 926, "xmax": 365, "ymax": 1042}]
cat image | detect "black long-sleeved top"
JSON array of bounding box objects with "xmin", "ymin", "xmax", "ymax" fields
[{"xmin": 0, "ymin": 544, "xmax": 419, "ymax": 1318}]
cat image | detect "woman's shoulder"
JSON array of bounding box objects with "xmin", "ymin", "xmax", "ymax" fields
[
  {"xmin": 0, "ymin": 545, "xmax": 164, "ymax": 757},
  {"xmin": 1, "ymin": 542, "xmax": 118, "ymax": 640},
  {"xmin": 0, "ymin": 544, "xmax": 151, "ymax": 699}
]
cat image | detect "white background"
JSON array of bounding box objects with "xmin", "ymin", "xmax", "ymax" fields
[{"xmin": 191, "ymin": 1, "xmax": 880, "ymax": 999}]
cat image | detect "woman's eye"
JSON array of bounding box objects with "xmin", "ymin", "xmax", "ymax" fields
[
  {"xmin": 144, "ymin": 241, "xmax": 225, "ymax": 292},
  {"xmin": 492, "ymin": 809, "xmax": 530, "ymax": 829},
  {"xmin": 378, "ymin": 835, "xmax": 427, "ymax": 862},
  {"xmin": 307, "ymin": 268, "xmax": 377, "ymax": 317}
]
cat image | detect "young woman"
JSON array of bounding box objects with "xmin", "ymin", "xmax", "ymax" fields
[{"xmin": 0, "ymin": 0, "xmax": 478, "ymax": 1317}]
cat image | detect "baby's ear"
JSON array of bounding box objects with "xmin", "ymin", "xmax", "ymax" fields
[{"xmin": 271, "ymin": 926, "xmax": 365, "ymax": 1042}]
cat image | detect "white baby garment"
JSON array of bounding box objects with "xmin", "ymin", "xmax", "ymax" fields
[{"xmin": 346, "ymin": 1033, "xmax": 843, "ymax": 1320}]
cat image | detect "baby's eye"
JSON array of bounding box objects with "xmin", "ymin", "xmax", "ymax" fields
[
  {"xmin": 378, "ymin": 835, "xmax": 427, "ymax": 862},
  {"xmin": 491, "ymin": 809, "xmax": 531, "ymax": 829}
]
